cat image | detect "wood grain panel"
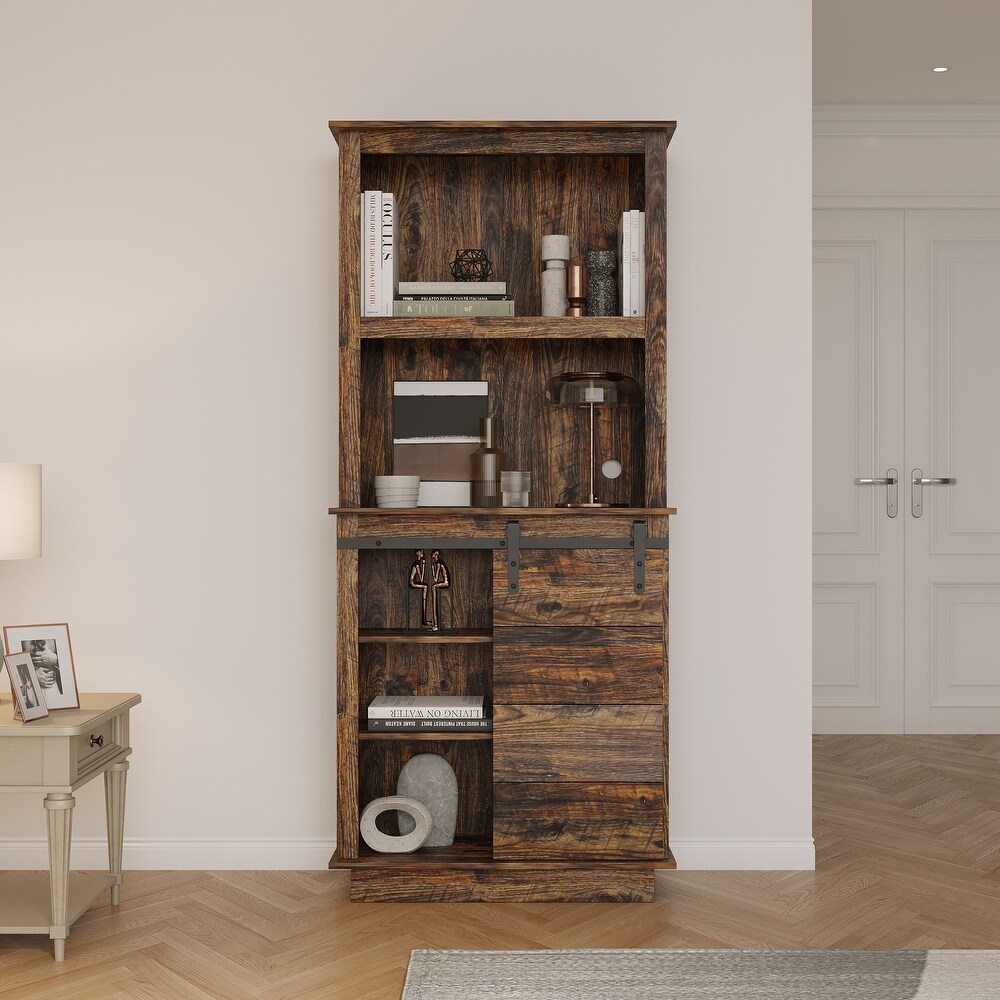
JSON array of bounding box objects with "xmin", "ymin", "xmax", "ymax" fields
[
  {"xmin": 644, "ymin": 127, "xmax": 668, "ymax": 506},
  {"xmin": 336, "ymin": 529, "xmax": 359, "ymax": 859},
  {"xmin": 494, "ymin": 626, "xmax": 662, "ymax": 704},
  {"xmin": 493, "ymin": 548, "xmax": 664, "ymax": 626},
  {"xmin": 358, "ymin": 642, "xmax": 492, "ymax": 712},
  {"xmin": 493, "ymin": 704, "xmax": 663, "ymax": 782},
  {"xmin": 354, "ymin": 128, "xmax": 649, "ymax": 156},
  {"xmin": 349, "ymin": 867, "xmax": 654, "ymax": 902},
  {"xmin": 358, "ymin": 548, "xmax": 491, "ymax": 631},
  {"xmin": 361, "ymin": 155, "xmax": 636, "ymax": 317},
  {"xmin": 337, "ymin": 131, "xmax": 362, "ymax": 507},
  {"xmin": 355, "ymin": 334, "xmax": 645, "ymax": 507},
  {"xmin": 358, "ymin": 739, "xmax": 492, "ymax": 839},
  {"xmin": 494, "ymin": 782, "xmax": 664, "ymax": 859},
  {"xmin": 359, "ymin": 316, "xmax": 645, "ymax": 338}
]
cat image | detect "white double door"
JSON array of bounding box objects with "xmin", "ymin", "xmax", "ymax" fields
[{"xmin": 814, "ymin": 209, "xmax": 1000, "ymax": 733}]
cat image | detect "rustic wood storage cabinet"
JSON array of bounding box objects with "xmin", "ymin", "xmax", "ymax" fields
[{"xmin": 330, "ymin": 121, "xmax": 675, "ymax": 902}]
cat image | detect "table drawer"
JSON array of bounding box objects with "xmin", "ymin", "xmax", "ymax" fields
[
  {"xmin": 493, "ymin": 548, "xmax": 665, "ymax": 627},
  {"xmin": 493, "ymin": 704, "xmax": 663, "ymax": 782},
  {"xmin": 74, "ymin": 719, "xmax": 118, "ymax": 776},
  {"xmin": 494, "ymin": 782, "xmax": 665, "ymax": 860},
  {"xmin": 494, "ymin": 627, "xmax": 663, "ymax": 704}
]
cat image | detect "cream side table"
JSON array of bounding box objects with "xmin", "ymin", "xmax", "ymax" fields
[{"xmin": 0, "ymin": 692, "xmax": 140, "ymax": 961}]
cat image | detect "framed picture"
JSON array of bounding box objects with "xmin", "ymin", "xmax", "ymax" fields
[
  {"xmin": 2, "ymin": 623, "xmax": 79, "ymax": 711},
  {"xmin": 4, "ymin": 651, "xmax": 49, "ymax": 722}
]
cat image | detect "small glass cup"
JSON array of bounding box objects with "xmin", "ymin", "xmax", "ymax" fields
[{"xmin": 501, "ymin": 471, "xmax": 530, "ymax": 507}]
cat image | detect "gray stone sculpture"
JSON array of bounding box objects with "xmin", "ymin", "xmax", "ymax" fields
[
  {"xmin": 396, "ymin": 753, "xmax": 458, "ymax": 847},
  {"xmin": 359, "ymin": 795, "xmax": 432, "ymax": 853}
]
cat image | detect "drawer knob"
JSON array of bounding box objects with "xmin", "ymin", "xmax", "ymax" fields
[{"xmin": 89, "ymin": 734, "xmax": 104, "ymax": 748}]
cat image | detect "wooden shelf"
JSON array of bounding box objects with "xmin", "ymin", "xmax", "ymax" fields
[
  {"xmin": 358, "ymin": 629, "xmax": 492, "ymax": 644},
  {"xmin": 330, "ymin": 838, "xmax": 677, "ymax": 870},
  {"xmin": 332, "ymin": 507, "xmax": 677, "ymax": 516},
  {"xmin": 359, "ymin": 316, "xmax": 645, "ymax": 340}
]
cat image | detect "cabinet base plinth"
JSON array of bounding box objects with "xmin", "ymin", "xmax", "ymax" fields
[{"xmin": 349, "ymin": 867, "xmax": 655, "ymax": 902}]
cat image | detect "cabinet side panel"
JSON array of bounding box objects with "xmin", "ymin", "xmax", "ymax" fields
[
  {"xmin": 336, "ymin": 536, "xmax": 360, "ymax": 858},
  {"xmin": 339, "ymin": 131, "xmax": 362, "ymax": 507},
  {"xmin": 644, "ymin": 130, "xmax": 668, "ymax": 506}
]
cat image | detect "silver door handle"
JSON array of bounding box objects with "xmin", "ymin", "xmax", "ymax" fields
[
  {"xmin": 855, "ymin": 469, "xmax": 897, "ymax": 517},
  {"xmin": 911, "ymin": 468, "xmax": 957, "ymax": 517}
]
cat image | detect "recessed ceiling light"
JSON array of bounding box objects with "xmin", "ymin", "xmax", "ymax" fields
[{"xmin": 932, "ymin": 66, "xmax": 950, "ymax": 73}]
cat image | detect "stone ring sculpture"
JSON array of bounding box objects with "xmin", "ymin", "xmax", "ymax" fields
[{"xmin": 359, "ymin": 795, "xmax": 433, "ymax": 853}]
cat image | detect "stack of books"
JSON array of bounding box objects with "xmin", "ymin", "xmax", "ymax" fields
[
  {"xmin": 619, "ymin": 209, "xmax": 646, "ymax": 317},
  {"xmin": 361, "ymin": 190, "xmax": 398, "ymax": 316},
  {"xmin": 394, "ymin": 281, "xmax": 515, "ymax": 317},
  {"xmin": 366, "ymin": 694, "xmax": 492, "ymax": 733}
]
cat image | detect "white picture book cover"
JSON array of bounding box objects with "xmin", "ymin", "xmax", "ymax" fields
[
  {"xmin": 362, "ymin": 189, "xmax": 381, "ymax": 316},
  {"xmin": 379, "ymin": 192, "xmax": 398, "ymax": 315},
  {"xmin": 368, "ymin": 695, "xmax": 485, "ymax": 719}
]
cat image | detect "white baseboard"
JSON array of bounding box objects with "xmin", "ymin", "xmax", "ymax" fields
[
  {"xmin": 0, "ymin": 838, "xmax": 337, "ymax": 871},
  {"xmin": 670, "ymin": 838, "xmax": 816, "ymax": 870},
  {"xmin": 1, "ymin": 837, "xmax": 814, "ymax": 872}
]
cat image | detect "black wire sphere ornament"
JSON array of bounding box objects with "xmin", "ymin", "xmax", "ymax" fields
[{"xmin": 449, "ymin": 248, "xmax": 494, "ymax": 282}]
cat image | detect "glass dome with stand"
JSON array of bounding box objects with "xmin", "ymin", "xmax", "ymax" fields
[{"xmin": 544, "ymin": 372, "xmax": 640, "ymax": 508}]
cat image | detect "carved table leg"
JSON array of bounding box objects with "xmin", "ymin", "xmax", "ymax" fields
[
  {"xmin": 43, "ymin": 793, "xmax": 75, "ymax": 962},
  {"xmin": 104, "ymin": 760, "xmax": 129, "ymax": 905}
]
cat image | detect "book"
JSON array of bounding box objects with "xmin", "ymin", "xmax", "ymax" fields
[
  {"xmin": 629, "ymin": 209, "xmax": 641, "ymax": 316},
  {"xmin": 379, "ymin": 192, "xmax": 398, "ymax": 315},
  {"xmin": 619, "ymin": 212, "xmax": 630, "ymax": 316},
  {"xmin": 362, "ymin": 190, "xmax": 381, "ymax": 316},
  {"xmin": 637, "ymin": 210, "xmax": 646, "ymax": 317},
  {"xmin": 397, "ymin": 294, "xmax": 510, "ymax": 301},
  {"xmin": 398, "ymin": 280, "xmax": 507, "ymax": 295},
  {"xmin": 367, "ymin": 695, "xmax": 484, "ymax": 719},
  {"xmin": 366, "ymin": 718, "xmax": 493, "ymax": 732},
  {"xmin": 393, "ymin": 299, "xmax": 515, "ymax": 317}
]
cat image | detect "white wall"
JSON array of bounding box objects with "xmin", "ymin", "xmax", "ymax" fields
[{"xmin": 0, "ymin": 1, "xmax": 813, "ymax": 870}]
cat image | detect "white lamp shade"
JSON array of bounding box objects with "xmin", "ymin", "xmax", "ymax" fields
[{"xmin": 0, "ymin": 464, "xmax": 42, "ymax": 559}]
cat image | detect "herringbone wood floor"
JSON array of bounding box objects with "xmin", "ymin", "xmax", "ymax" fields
[{"xmin": 2, "ymin": 736, "xmax": 1000, "ymax": 998}]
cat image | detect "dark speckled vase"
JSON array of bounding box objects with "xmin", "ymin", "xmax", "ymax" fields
[{"xmin": 585, "ymin": 249, "xmax": 617, "ymax": 316}]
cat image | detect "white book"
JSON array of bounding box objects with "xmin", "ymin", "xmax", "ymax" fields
[
  {"xmin": 379, "ymin": 192, "xmax": 398, "ymax": 316},
  {"xmin": 619, "ymin": 212, "xmax": 630, "ymax": 316},
  {"xmin": 629, "ymin": 209, "xmax": 641, "ymax": 316},
  {"xmin": 362, "ymin": 190, "xmax": 381, "ymax": 316},
  {"xmin": 368, "ymin": 695, "xmax": 485, "ymax": 719},
  {"xmin": 393, "ymin": 381, "xmax": 488, "ymax": 396},
  {"xmin": 398, "ymin": 280, "xmax": 507, "ymax": 295},
  {"xmin": 637, "ymin": 211, "xmax": 646, "ymax": 317}
]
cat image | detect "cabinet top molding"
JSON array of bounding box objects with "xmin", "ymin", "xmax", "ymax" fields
[
  {"xmin": 329, "ymin": 120, "xmax": 676, "ymax": 137},
  {"xmin": 329, "ymin": 121, "xmax": 676, "ymax": 155}
]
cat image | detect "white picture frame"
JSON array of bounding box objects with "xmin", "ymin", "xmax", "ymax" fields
[
  {"xmin": 4, "ymin": 651, "xmax": 49, "ymax": 722},
  {"xmin": 2, "ymin": 623, "xmax": 80, "ymax": 711}
]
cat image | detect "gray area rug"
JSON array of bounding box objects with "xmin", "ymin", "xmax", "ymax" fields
[{"xmin": 401, "ymin": 949, "xmax": 1000, "ymax": 999}]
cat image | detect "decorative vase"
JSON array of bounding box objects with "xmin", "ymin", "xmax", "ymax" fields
[
  {"xmin": 470, "ymin": 416, "xmax": 506, "ymax": 507},
  {"xmin": 541, "ymin": 234, "xmax": 570, "ymax": 316},
  {"xmin": 585, "ymin": 249, "xmax": 617, "ymax": 316}
]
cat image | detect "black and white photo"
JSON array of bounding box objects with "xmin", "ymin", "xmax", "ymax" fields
[
  {"xmin": 2, "ymin": 623, "xmax": 79, "ymax": 711},
  {"xmin": 4, "ymin": 651, "xmax": 49, "ymax": 722}
]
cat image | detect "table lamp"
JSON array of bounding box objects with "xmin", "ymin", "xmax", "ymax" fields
[
  {"xmin": 544, "ymin": 373, "xmax": 640, "ymax": 507},
  {"xmin": 0, "ymin": 464, "xmax": 42, "ymax": 560}
]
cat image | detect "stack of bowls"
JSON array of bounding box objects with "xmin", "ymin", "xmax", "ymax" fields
[{"xmin": 375, "ymin": 475, "xmax": 420, "ymax": 508}]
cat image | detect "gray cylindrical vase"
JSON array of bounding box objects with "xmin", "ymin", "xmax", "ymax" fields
[
  {"xmin": 585, "ymin": 249, "xmax": 617, "ymax": 316},
  {"xmin": 541, "ymin": 234, "xmax": 570, "ymax": 316}
]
